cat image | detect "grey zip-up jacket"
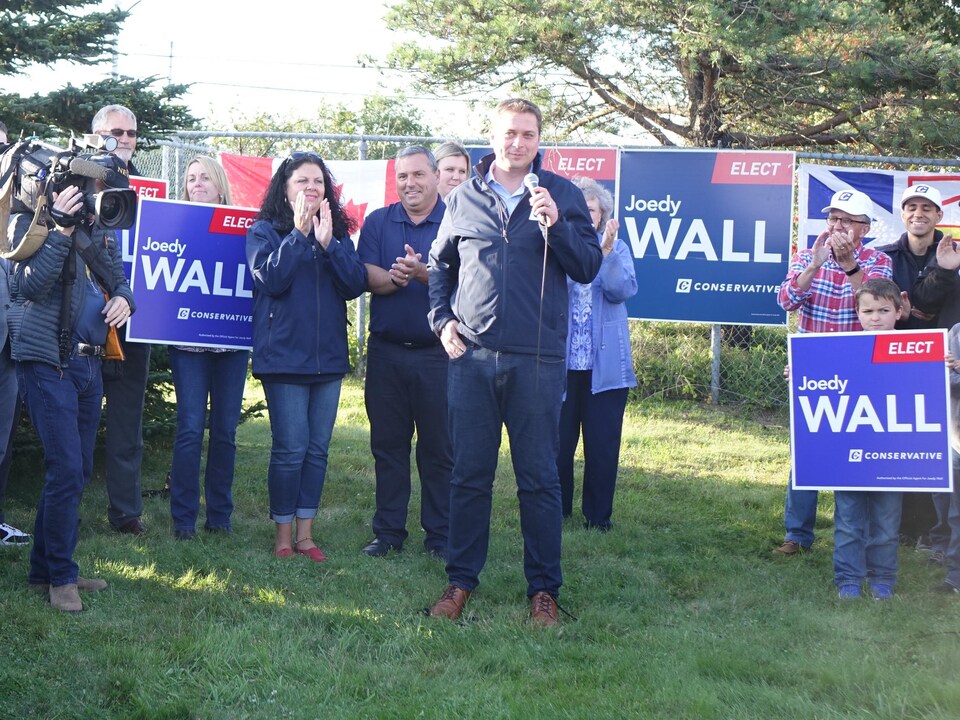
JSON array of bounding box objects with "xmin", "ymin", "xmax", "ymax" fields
[{"xmin": 428, "ymin": 153, "xmax": 601, "ymax": 358}]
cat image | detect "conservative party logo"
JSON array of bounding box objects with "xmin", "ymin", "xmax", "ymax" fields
[
  {"xmin": 676, "ymin": 278, "xmax": 692, "ymax": 293},
  {"xmin": 177, "ymin": 307, "xmax": 191, "ymax": 320}
]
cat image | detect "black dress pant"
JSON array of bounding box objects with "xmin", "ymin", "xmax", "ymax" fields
[
  {"xmin": 558, "ymin": 369, "xmax": 628, "ymax": 528},
  {"xmin": 364, "ymin": 336, "xmax": 452, "ymax": 552}
]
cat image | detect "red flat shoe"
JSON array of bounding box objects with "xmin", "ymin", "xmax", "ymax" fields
[
  {"xmin": 295, "ymin": 540, "xmax": 327, "ymax": 563},
  {"xmin": 274, "ymin": 547, "xmax": 293, "ymax": 558}
]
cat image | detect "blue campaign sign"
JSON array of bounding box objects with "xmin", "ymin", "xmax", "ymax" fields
[
  {"xmin": 789, "ymin": 330, "xmax": 952, "ymax": 492},
  {"xmin": 619, "ymin": 150, "xmax": 793, "ymax": 325},
  {"xmin": 118, "ymin": 177, "xmax": 169, "ymax": 279},
  {"xmin": 126, "ymin": 198, "xmax": 256, "ymax": 349}
]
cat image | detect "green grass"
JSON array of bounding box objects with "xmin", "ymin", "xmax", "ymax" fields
[{"xmin": 2, "ymin": 378, "xmax": 959, "ymax": 719}]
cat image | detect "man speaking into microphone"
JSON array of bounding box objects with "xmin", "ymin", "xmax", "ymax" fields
[{"xmin": 426, "ymin": 98, "xmax": 601, "ymax": 625}]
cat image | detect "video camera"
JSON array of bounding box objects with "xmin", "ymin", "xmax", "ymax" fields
[{"xmin": 8, "ymin": 133, "xmax": 138, "ymax": 231}]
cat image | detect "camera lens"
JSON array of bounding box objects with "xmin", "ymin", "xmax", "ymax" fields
[
  {"xmin": 99, "ymin": 192, "xmax": 121, "ymax": 225},
  {"xmin": 94, "ymin": 189, "xmax": 138, "ymax": 230}
]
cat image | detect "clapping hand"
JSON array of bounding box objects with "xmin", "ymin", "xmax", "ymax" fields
[
  {"xmin": 935, "ymin": 233, "xmax": 959, "ymax": 270},
  {"xmin": 601, "ymin": 219, "xmax": 618, "ymax": 255},
  {"xmin": 389, "ymin": 244, "xmax": 424, "ymax": 287}
]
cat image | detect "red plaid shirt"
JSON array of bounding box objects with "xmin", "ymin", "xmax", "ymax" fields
[{"xmin": 778, "ymin": 245, "xmax": 893, "ymax": 333}]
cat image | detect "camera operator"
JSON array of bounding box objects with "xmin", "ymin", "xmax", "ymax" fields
[{"xmin": 8, "ymin": 171, "xmax": 135, "ymax": 612}]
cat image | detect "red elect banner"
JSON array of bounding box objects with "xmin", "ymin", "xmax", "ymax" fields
[
  {"xmin": 872, "ymin": 332, "xmax": 945, "ymax": 364},
  {"xmin": 542, "ymin": 147, "xmax": 617, "ymax": 180},
  {"xmin": 711, "ymin": 151, "xmax": 793, "ymax": 185},
  {"xmin": 208, "ymin": 207, "xmax": 258, "ymax": 235},
  {"xmin": 129, "ymin": 177, "xmax": 167, "ymax": 199}
]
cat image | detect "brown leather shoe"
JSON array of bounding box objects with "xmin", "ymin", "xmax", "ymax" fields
[
  {"xmin": 429, "ymin": 584, "xmax": 471, "ymax": 620},
  {"xmin": 772, "ymin": 540, "xmax": 809, "ymax": 556},
  {"xmin": 530, "ymin": 591, "xmax": 559, "ymax": 626},
  {"xmin": 49, "ymin": 584, "xmax": 82, "ymax": 613}
]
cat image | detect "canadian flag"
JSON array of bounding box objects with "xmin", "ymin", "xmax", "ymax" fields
[{"xmin": 220, "ymin": 152, "xmax": 394, "ymax": 237}]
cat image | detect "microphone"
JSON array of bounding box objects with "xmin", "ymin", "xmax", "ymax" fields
[
  {"xmin": 67, "ymin": 157, "xmax": 110, "ymax": 182},
  {"xmin": 524, "ymin": 173, "xmax": 545, "ymax": 223}
]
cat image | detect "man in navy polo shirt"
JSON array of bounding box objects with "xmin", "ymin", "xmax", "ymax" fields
[{"xmin": 357, "ymin": 145, "xmax": 453, "ymax": 560}]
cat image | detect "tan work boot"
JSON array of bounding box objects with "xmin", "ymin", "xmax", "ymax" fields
[
  {"xmin": 49, "ymin": 584, "xmax": 83, "ymax": 613},
  {"xmin": 30, "ymin": 576, "xmax": 108, "ymax": 594}
]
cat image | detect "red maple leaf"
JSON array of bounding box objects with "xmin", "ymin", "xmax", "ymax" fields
[
  {"xmin": 343, "ymin": 197, "xmax": 369, "ymax": 231},
  {"xmin": 334, "ymin": 183, "xmax": 369, "ymax": 232}
]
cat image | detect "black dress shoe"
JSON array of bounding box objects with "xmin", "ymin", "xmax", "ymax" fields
[
  {"xmin": 361, "ymin": 537, "xmax": 401, "ymax": 557},
  {"xmin": 173, "ymin": 529, "xmax": 195, "ymax": 541},
  {"xmin": 584, "ymin": 520, "xmax": 612, "ymax": 533},
  {"xmin": 115, "ymin": 518, "xmax": 146, "ymax": 535},
  {"xmin": 426, "ymin": 546, "xmax": 448, "ymax": 562}
]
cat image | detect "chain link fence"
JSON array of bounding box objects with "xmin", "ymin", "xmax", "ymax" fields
[{"xmin": 135, "ymin": 133, "xmax": 956, "ymax": 411}]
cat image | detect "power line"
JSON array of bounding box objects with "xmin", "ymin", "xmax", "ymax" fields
[
  {"xmin": 185, "ymin": 80, "xmax": 486, "ymax": 105},
  {"xmin": 121, "ymin": 50, "xmax": 390, "ymax": 72}
]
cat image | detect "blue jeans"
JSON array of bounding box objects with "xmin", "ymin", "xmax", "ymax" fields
[
  {"xmin": 446, "ymin": 345, "xmax": 566, "ymax": 598},
  {"xmin": 18, "ymin": 358, "xmax": 103, "ymax": 587},
  {"xmin": 168, "ymin": 348, "xmax": 250, "ymax": 532},
  {"xmin": 364, "ymin": 336, "xmax": 452, "ymax": 551},
  {"xmin": 833, "ymin": 490, "xmax": 902, "ymax": 588},
  {"xmin": 262, "ymin": 379, "xmax": 341, "ymax": 523},
  {"xmin": 784, "ymin": 481, "xmax": 818, "ymax": 548}
]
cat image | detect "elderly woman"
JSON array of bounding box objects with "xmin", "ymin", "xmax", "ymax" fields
[
  {"xmin": 168, "ymin": 156, "xmax": 250, "ymax": 540},
  {"xmin": 558, "ymin": 176, "xmax": 638, "ymax": 531},
  {"xmin": 433, "ymin": 141, "xmax": 470, "ymax": 199},
  {"xmin": 9, "ymin": 161, "xmax": 134, "ymax": 612},
  {"xmin": 246, "ymin": 152, "xmax": 367, "ymax": 562}
]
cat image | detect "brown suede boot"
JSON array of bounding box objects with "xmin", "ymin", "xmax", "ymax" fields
[
  {"xmin": 49, "ymin": 584, "xmax": 83, "ymax": 613},
  {"xmin": 30, "ymin": 576, "xmax": 108, "ymax": 595}
]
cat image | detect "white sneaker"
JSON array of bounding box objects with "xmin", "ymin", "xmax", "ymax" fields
[{"xmin": 0, "ymin": 522, "xmax": 31, "ymax": 545}]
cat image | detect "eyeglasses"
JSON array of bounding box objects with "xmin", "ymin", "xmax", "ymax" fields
[
  {"xmin": 826, "ymin": 216, "xmax": 869, "ymax": 228},
  {"xmin": 106, "ymin": 128, "xmax": 138, "ymax": 138}
]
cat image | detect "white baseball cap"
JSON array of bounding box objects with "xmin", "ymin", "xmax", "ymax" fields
[
  {"xmin": 900, "ymin": 184, "xmax": 942, "ymax": 210},
  {"xmin": 821, "ymin": 189, "xmax": 873, "ymax": 218}
]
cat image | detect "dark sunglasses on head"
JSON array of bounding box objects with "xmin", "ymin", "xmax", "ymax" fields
[
  {"xmin": 287, "ymin": 151, "xmax": 323, "ymax": 164},
  {"xmin": 107, "ymin": 128, "xmax": 138, "ymax": 138}
]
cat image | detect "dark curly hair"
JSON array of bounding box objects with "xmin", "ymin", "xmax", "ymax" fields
[{"xmin": 256, "ymin": 152, "xmax": 357, "ymax": 238}]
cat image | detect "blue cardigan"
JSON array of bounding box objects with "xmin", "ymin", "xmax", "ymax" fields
[{"xmin": 566, "ymin": 238, "xmax": 638, "ymax": 393}]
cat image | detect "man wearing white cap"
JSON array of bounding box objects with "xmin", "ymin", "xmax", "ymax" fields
[
  {"xmin": 879, "ymin": 184, "xmax": 944, "ymax": 329},
  {"xmin": 876, "ymin": 184, "xmax": 945, "ymax": 550},
  {"xmin": 774, "ymin": 189, "xmax": 893, "ymax": 555},
  {"xmin": 909, "ymin": 190, "xmax": 960, "ymax": 578}
]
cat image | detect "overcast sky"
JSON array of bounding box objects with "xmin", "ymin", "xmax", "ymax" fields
[{"xmin": 7, "ymin": 0, "xmax": 483, "ymax": 137}]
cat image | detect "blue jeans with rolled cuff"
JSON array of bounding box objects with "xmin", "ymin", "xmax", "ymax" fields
[{"xmin": 262, "ymin": 379, "xmax": 341, "ymax": 524}]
